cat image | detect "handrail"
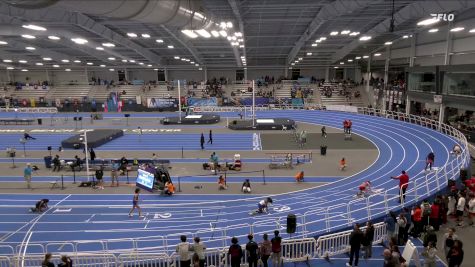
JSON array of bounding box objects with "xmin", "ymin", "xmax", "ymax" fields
[{"xmin": 8, "ymin": 106, "xmax": 468, "ymax": 257}]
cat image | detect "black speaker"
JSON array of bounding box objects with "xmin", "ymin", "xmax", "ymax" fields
[
  {"xmin": 47, "ymin": 146, "xmax": 52, "ymax": 151},
  {"xmin": 460, "ymin": 169, "xmax": 468, "ymax": 182},
  {"xmin": 286, "ymin": 214, "xmax": 297, "ymax": 234},
  {"xmin": 124, "ymin": 114, "xmax": 130, "ymax": 117}
]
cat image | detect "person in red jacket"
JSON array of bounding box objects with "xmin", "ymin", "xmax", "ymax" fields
[
  {"xmin": 412, "ymin": 205, "xmax": 422, "ymax": 237},
  {"xmin": 343, "ymin": 120, "xmax": 349, "ymax": 134},
  {"xmin": 391, "ymin": 170, "xmax": 409, "ymax": 202},
  {"xmin": 429, "ymin": 201, "xmax": 441, "ymax": 231}
]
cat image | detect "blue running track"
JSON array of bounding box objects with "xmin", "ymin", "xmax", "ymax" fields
[{"xmin": 0, "ymin": 110, "xmax": 461, "ymax": 255}]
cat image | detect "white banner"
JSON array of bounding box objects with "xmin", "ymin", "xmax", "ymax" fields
[{"xmin": 325, "ymin": 105, "xmax": 359, "ymax": 113}]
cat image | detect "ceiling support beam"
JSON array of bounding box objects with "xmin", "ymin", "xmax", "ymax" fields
[
  {"xmin": 228, "ymin": 0, "xmax": 245, "ymax": 67},
  {"xmin": 287, "ymin": 0, "xmax": 379, "ymax": 65},
  {"xmin": 331, "ymin": 0, "xmax": 475, "ymax": 63},
  {"xmin": 160, "ymin": 25, "xmax": 203, "ymax": 66}
]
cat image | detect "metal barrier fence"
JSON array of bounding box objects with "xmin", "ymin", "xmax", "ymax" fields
[
  {"xmin": 0, "ymin": 107, "xmax": 58, "ymax": 113},
  {"xmin": 315, "ymin": 222, "xmax": 386, "ymax": 258},
  {"xmin": 0, "ymin": 107, "xmax": 468, "ymax": 260}
]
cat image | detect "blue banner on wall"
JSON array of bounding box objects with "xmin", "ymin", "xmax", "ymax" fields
[
  {"xmin": 239, "ymin": 97, "xmax": 270, "ymax": 106},
  {"xmin": 187, "ymin": 97, "xmax": 217, "ymax": 106},
  {"xmin": 147, "ymin": 98, "xmax": 178, "ymax": 108}
]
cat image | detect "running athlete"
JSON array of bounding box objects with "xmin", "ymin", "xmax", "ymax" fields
[
  {"xmin": 250, "ymin": 197, "xmax": 273, "ymax": 215},
  {"xmin": 357, "ymin": 181, "xmax": 372, "ymax": 198},
  {"xmin": 128, "ymin": 188, "xmax": 143, "ymax": 218}
]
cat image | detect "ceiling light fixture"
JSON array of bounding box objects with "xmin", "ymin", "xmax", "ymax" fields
[
  {"xmin": 359, "ymin": 36, "xmax": 372, "ymax": 41},
  {"xmin": 330, "ymin": 31, "xmax": 339, "ymax": 36},
  {"xmin": 22, "ymin": 24, "xmax": 47, "ymax": 31},
  {"xmin": 235, "ymin": 32, "xmax": 243, "ymax": 37},
  {"xmin": 219, "ymin": 30, "xmax": 227, "ymax": 37},
  {"xmin": 109, "ymin": 68, "xmax": 115, "ymax": 71},
  {"xmin": 181, "ymin": 30, "xmax": 198, "ymax": 38},
  {"xmin": 469, "ymin": 28, "xmax": 475, "ymax": 33},
  {"xmin": 19, "ymin": 60, "xmax": 27, "ymax": 63},
  {"xmin": 306, "ymin": 52, "xmax": 312, "ymax": 56},
  {"xmin": 428, "ymin": 28, "xmax": 439, "ymax": 33},
  {"xmin": 65, "ymin": 69, "xmax": 71, "ymax": 71},
  {"xmin": 129, "ymin": 60, "xmax": 136, "ymax": 63},
  {"xmin": 320, "ymin": 37, "xmax": 327, "ymax": 40},
  {"xmin": 102, "ymin": 43, "xmax": 115, "ymax": 47},
  {"xmin": 239, "ymin": 45, "xmax": 244, "ymax": 48},
  {"xmin": 156, "ymin": 39, "xmax": 164, "ymax": 43},
  {"xmin": 210, "ymin": 30, "xmax": 220, "ymax": 37},
  {"xmin": 198, "ymin": 67, "xmax": 203, "ymax": 70},
  {"xmin": 298, "ymin": 57, "xmax": 303, "ymax": 60},
  {"xmin": 141, "ymin": 33, "xmax": 151, "ymax": 38},
  {"xmin": 61, "ymin": 59, "xmax": 70, "ymax": 63},
  {"xmin": 374, "ymin": 53, "xmax": 382, "ymax": 56},
  {"xmin": 341, "ymin": 30, "xmax": 350, "ymax": 35},
  {"xmin": 355, "ymin": 56, "xmax": 361, "ymax": 59},
  {"xmin": 0, "ymin": 40, "xmax": 7, "ymax": 45},
  {"xmin": 121, "ymin": 59, "xmax": 127, "ymax": 62},
  {"xmin": 43, "ymin": 57, "xmax": 52, "ymax": 61},
  {"xmin": 195, "ymin": 64, "xmax": 199, "ymax": 66},
  {"xmin": 108, "ymin": 57, "xmax": 116, "ymax": 61},
  {"xmin": 21, "ymin": 69, "xmax": 28, "ymax": 72},
  {"xmin": 450, "ymin": 27, "xmax": 465, "ymax": 32},
  {"xmin": 181, "ymin": 58, "xmax": 186, "ymax": 61},
  {"xmin": 362, "ymin": 55, "xmax": 369, "ymax": 59},
  {"xmin": 35, "ymin": 62, "xmax": 43, "ymax": 66},
  {"xmin": 311, "ymin": 43, "xmax": 318, "ymax": 47},
  {"xmin": 154, "ymin": 68, "xmax": 159, "ymax": 71},
  {"xmin": 21, "ymin": 34, "xmax": 35, "ymax": 39},
  {"xmin": 48, "ymin": 35, "xmax": 60, "ymax": 40},
  {"xmin": 147, "ymin": 64, "xmax": 152, "ymax": 67},
  {"xmin": 73, "ymin": 60, "xmax": 81, "ymax": 63},
  {"xmin": 417, "ymin": 18, "xmax": 439, "ymax": 26},
  {"xmin": 71, "ymin": 38, "xmax": 88, "ymax": 44},
  {"xmin": 402, "ymin": 35, "xmax": 409, "ymax": 39},
  {"xmin": 174, "ymin": 56, "xmax": 180, "ymax": 59},
  {"xmin": 348, "ymin": 59, "xmax": 353, "ymax": 62},
  {"xmin": 384, "ymin": 41, "xmax": 393, "ymax": 45},
  {"xmin": 127, "ymin": 33, "xmax": 137, "ymax": 38},
  {"xmin": 340, "ymin": 62, "xmax": 344, "ymax": 65},
  {"xmin": 53, "ymin": 64, "xmax": 60, "ymax": 67},
  {"xmin": 226, "ymin": 22, "xmax": 233, "ymax": 28},
  {"xmin": 86, "ymin": 62, "xmax": 93, "ymax": 65},
  {"xmin": 349, "ymin": 32, "xmax": 360, "ymax": 36},
  {"xmin": 3, "ymin": 59, "xmax": 12, "ymax": 63},
  {"xmin": 139, "ymin": 62, "xmax": 144, "ymax": 65},
  {"xmin": 168, "ymin": 45, "xmax": 174, "ymax": 49},
  {"xmin": 6, "ymin": 67, "xmax": 14, "ymax": 70},
  {"xmin": 25, "ymin": 46, "xmax": 36, "ymax": 50},
  {"xmin": 96, "ymin": 47, "xmax": 104, "ymax": 50},
  {"xmin": 100, "ymin": 65, "xmax": 106, "ymax": 67},
  {"xmin": 196, "ymin": 29, "xmax": 211, "ymax": 38}
]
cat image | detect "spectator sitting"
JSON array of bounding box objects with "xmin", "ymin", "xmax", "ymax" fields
[
  {"xmin": 119, "ymin": 156, "xmax": 128, "ymax": 174},
  {"xmin": 42, "ymin": 253, "xmax": 54, "ymax": 267},
  {"xmin": 451, "ymin": 145, "xmax": 461, "ymax": 155},
  {"xmin": 30, "ymin": 199, "xmax": 49, "ymax": 213},
  {"xmin": 164, "ymin": 181, "xmax": 175, "ymax": 196},
  {"xmin": 218, "ymin": 175, "xmax": 227, "ymax": 190},
  {"xmin": 242, "ymin": 179, "xmax": 251, "ymax": 193},
  {"xmin": 70, "ymin": 155, "xmax": 82, "ymax": 171}
]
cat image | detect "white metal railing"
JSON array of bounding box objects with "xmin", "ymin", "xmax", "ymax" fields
[
  {"xmin": 315, "ymin": 222, "xmax": 386, "ymax": 258},
  {"xmin": 0, "ymin": 107, "xmax": 468, "ymax": 260}
]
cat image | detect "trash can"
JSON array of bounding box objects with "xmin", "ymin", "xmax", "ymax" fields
[
  {"xmin": 320, "ymin": 145, "xmax": 327, "ymax": 156},
  {"xmin": 44, "ymin": 156, "xmax": 52, "ymax": 168},
  {"xmin": 37, "ymin": 118, "xmax": 42, "ymax": 125}
]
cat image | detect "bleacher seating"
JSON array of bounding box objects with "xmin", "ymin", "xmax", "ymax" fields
[
  {"xmin": 6, "ymin": 86, "xmax": 49, "ymax": 100},
  {"xmin": 45, "ymin": 85, "xmax": 92, "ymax": 100},
  {"xmin": 318, "ymin": 83, "xmax": 365, "ymax": 107}
]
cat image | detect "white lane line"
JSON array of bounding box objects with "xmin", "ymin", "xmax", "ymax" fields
[{"xmin": 85, "ymin": 214, "xmax": 96, "ymax": 223}]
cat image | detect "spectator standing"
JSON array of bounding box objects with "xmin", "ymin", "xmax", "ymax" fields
[
  {"xmin": 42, "ymin": 253, "xmax": 54, "ymax": 267},
  {"xmin": 246, "ymin": 234, "xmax": 259, "ymax": 267},
  {"xmin": 228, "ymin": 237, "xmax": 243, "ymax": 267},
  {"xmin": 443, "ymin": 228, "xmax": 458, "ymax": 258},
  {"xmin": 340, "ymin": 158, "xmax": 347, "ymax": 171},
  {"xmin": 89, "ymin": 148, "xmax": 96, "ymax": 161},
  {"xmin": 58, "ymin": 255, "xmax": 72, "ymax": 267},
  {"xmin": 346, "ymin": 223, "xmax": 363, "ymax": 267},
  {"xmin": 191, "ymin": 237, "xmax": 206, "ymax": 267},
  {"xmin": 383, "ymin": 249, "xmax": 398, "ymax": 267},
  {"xmin": 468, "ymin": 193, "xmax": 475, "ymax": 226},
  {"xmin": 403, "ymin": 207, "xmax": 412, "ymax": 243},
  {"xmin": 429, "ymin": 199, "xmax": 440, "ymax": 230},
  {"xmin": 95, "ymin": 167, "xmax": 104, "ymax": 190},
  {"xmin": 391, "ymin": 170, "xmax": 409, "ymax": 202},
  {"xmin": 176, "ymin": 235, "xmax": 192, "ymax": 267},
  {"xmin": 207, "ymin": 130, "xmax": 213, "ymax": 144},
  {"xmin": 321, "ymin": 126, "xmax": 327, "ymax": 138},
  {"xmin": 218, "ymin": 175, "xmax": 227, "ymax": 190},
  {"xmin": 456, "ymin": 192, "xmax": 466, "ymax": 226},
  {"xmin": 348, "ymin": 120, "xmax": 353, "ymax": 134},
  {"xmin": 446, "ymin": 240, "xmax": 464, "ymax": 267},
  {"xmin": 362, "ymin": 221, "xmax": 374, "ymax": 259},
  {"xmin": 397, "ymin": 212, "xmax": 407, "ymax": 245},
  {"xmin": 259, "ymin": 234, "xmax": 272, "ymax": 267},
  {"xmin": 24, "ymin": 163, "xmax": 33, "ymax": 189},
  {"xmin": 412, "ymin": 205, "xmax": 423, "ymax": 237},
  {"xmin": 421, "ymin": 241, "xmax": 437, "ymax": 267},
  {"xmin": 200, "ymin": 133, "xmax": 205, "ymax": 150},
  {"xmin": 271, "ymin": 230, "xmax": 282, "ymax": 267}
]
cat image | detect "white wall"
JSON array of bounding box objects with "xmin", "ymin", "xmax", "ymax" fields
[{"xmin": 168, "ymin": 70, "xmax": 204, "ymax": 81}]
